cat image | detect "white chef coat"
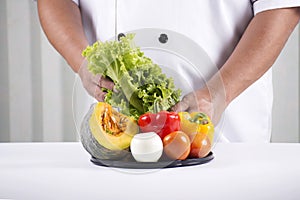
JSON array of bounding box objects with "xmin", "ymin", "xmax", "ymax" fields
[{"xmin": 72, "ymin": 0, "xmax": 300, "ymax": 142}]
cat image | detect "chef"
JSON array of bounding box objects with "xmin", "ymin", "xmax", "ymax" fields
[{"xmin": 37, "ymin": 0, "xmax": 300, "ymax": 142}]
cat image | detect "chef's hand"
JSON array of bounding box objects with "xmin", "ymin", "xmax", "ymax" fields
[
  {"xmin": 172, "ymin": 87, "xmax": 226, "ymax": 125},
  {"xmin": 78, "ymin": 59, "xmax": 114, "ymax": 102}
]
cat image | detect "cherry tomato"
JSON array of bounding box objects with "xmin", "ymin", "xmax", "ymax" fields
[
  {"xmin": 138, "ymin": 111, "xmax": 181, "ymax": 139},
  {"xmin": 163, "ymin": 131, "xmax": 190, "ymax": 160},
  {"xmin": 189, "ymin": 132, "xmax": 211, "ymax": 158}
]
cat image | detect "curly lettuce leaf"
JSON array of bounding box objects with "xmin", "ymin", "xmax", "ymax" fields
[{"xmin": 82, "ymin": 34, "xmax": 181, "ymax": 119}]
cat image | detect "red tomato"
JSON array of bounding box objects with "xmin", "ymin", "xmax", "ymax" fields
[
  {"xmin": 138, "ymin": 111, "xmax": 181, "ymax": 139},
  {"xmin": 163, "ymin": 131, "xmax": 190, "ymax": 160},
  {"xmin": 189, "ymin": 132, "xmax": 211, "ymax": 158}
]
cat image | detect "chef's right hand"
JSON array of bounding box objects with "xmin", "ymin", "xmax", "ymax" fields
[
  {"xmin": 172, "ymin": 85, "xmax": 227, "ymax": 126},
  {"xmin": 78, "ymin": 59, "xmax": 114, "ymax": 102}
]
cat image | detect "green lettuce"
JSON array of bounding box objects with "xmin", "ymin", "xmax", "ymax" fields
[{"xmin": 82, "ymin": 34, "xmax": 181, "ymax": 119}]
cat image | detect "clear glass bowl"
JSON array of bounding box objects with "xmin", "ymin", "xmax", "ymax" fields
[{"xmin": 72, "ymin": 28, "xmax": 226, "ymax": 172}]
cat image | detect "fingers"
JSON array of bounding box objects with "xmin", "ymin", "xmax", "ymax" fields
[
  {"xmin": 92, "ymin": 76, "xmax": 115, "ymax": 102},
  {"xmin": 172, "ymin": 91, "xmax": 210, "ymax": 114},
  {"xmin": 91, "ymin": 74, "xmax": 114, "ymax": 90},
  {"xmin": 172, "ymin": 101, "xmax": 189, "ymax": 112},
  {"xmin": 172, "ymin": 93, "xmax": 194, "ymax": 112},
  {"xmin": 79, "ymin": 66, "xmax": 115, "ymax": 101},
  {"xmin": 93, "ymin": 87, "xmax": 107, "ymax": 102},
  {"xmin": 98, "ymin": 75, "xmax": 114, "ymax": 91},
  {"xmin": 81, "ymin": 78, "xmax": 106, "ymax": 101}
]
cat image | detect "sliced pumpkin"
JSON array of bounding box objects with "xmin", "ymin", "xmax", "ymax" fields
[{"xmin": 89, "ymin": 102, "xmax": 138, "ymax": 150}]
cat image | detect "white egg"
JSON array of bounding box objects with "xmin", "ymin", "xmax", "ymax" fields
[{"xmin": 130, "ymin": 132, "xmax": 163, "ymax": 162}]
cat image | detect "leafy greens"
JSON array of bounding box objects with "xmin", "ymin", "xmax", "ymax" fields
[{"xmin": 82, "ymin": 34, "xmax": 181, "ymax": 119}]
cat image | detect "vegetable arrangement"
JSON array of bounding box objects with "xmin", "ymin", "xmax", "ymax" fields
[
  {"xmin": 81, "ymin": 102, "xmax": 213, "ymax": 161},
  {"xmin": 80, "ymin": 34, "xmax": 214, "ymax": 163}
]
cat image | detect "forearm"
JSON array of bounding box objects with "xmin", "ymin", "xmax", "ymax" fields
[
  {"xmin": 213, "ymin": 7, "xmax": 300, "ymax": 105},
  {"xmin": 37, "ymin": 0, "xmax": 88, "ymax": 73}
]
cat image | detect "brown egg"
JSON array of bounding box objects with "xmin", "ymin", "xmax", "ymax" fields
[
  {"xmin": 189, "ymin": 132, "xmax": 211, "ymax": 158},
  {"xmin": 163, "ymin": 131, "xmax": 190, "ymax": 160}
]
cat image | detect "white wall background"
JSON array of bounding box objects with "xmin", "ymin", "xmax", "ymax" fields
[
  {"xmin": 0, "ymin": 0, "xmax": 299, "ymax": 142},
  {"xmin": 271, "ymin": 26, "xmax": 299, "ymax": 143},
  {"xmin": 0, "ymin": 0, "xmax": 77, "ymax": 142}
]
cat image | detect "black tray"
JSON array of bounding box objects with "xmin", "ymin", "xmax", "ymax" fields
[{"xmin": 90, "ymin": 151, "xmax": 214, "ymax": 169}]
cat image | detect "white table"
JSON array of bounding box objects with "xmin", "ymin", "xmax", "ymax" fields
[{"xmin": 0, "ymin": 142, "xmax": 299, "ymax": 200}]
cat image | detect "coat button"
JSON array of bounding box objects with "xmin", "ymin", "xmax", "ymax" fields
[
  {"xmin": 159, "ymin": 33, "xmax": 168, "ymax": 44},
  {"xmin": 118, "ymin": 33, "xmax": 126, "ymax": 41}
]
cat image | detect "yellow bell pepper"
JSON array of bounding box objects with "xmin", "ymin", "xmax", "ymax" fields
[{"xmin": 178, "ymin": 112, "xmax": 214, "ymax": 143}]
